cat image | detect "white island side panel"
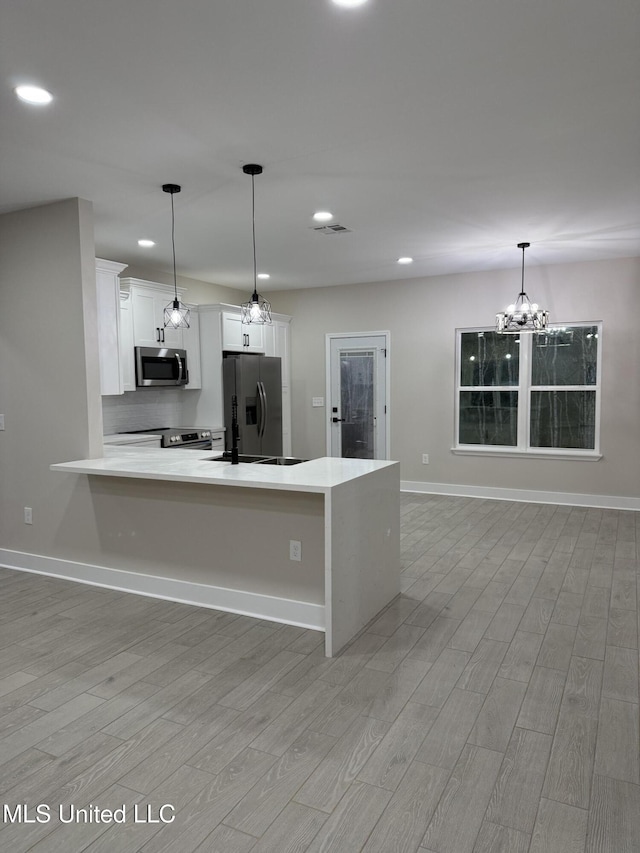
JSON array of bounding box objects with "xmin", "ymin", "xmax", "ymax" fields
[{"xmin": 324, "ymin": 463, "xmax": 400, "ymax": 656}]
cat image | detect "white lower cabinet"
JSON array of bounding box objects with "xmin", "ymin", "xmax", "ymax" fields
[{"xmin": 209, "ymin": 428, "xmax": 225, "ymax": 453}]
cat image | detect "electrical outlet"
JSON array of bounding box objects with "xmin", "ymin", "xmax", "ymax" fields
[
  {"xmin": 289, "ymin": 540, "xmax": 302, "ymax": 561},
  {"xmin": 0, "ymin": 414, "xmax": 5, "ymax": 430},
  {"xmin": 24, "ymin": 507, "xmax": 33, "ymax": 524},
  {"xmin": 422, "ymin": 454, "xmax": 429, "ymax": 464}
]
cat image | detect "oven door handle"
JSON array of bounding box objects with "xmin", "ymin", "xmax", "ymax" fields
[{"xmin": 175, "ymin": 352, "xmax": 183, "ymax": 385}]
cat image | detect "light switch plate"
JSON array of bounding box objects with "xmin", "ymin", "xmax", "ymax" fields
[{"xmin": 312, "ymin": 397, "xmax": 324, "ymax": 407}]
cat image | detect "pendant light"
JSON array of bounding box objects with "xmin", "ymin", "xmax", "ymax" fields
[
  {"xmin": 496, "ymin": 242, "xmax": 549, "ymax": 334},
  {"xmin": 240, "ymin": 164, "xmax": 272, "ymax": 325},
  {"xmin": 162, "ymin": 183, "xmax": 190, "ymax": 330}
]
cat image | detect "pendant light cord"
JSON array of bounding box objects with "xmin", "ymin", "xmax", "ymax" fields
[
  {"xmin": 251, "ymin": 173, "xmax": 258, "ymax": 297},
  {"xmin": 171, "ymin": 192, "xmax": 178, "ymax": 301}
]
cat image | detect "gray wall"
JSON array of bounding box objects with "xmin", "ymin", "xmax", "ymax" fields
[
  {"xmin": 0, "ymin": 198, "xmax": 101, "ymax": 552},
  {"xmin": 272, "ymin": 256, "xmax": 640, "ymax": 499}
]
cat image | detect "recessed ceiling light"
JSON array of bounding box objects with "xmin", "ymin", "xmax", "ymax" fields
[
  {"xmin": 397, "ymin": 257, "xmax": 413, "ymax": 264},
  {"xmin": 313, "ymin": 211, "xmax": 334, "ymax": 222},
  {"xmin": 137, "ymin": 239, "xmax": 156, "ymax": 248},
  {"xmin": 332, "ymin": 0, "xmax": 369, "ymax": 7},
  {"xmin": 257, "ymin": 273, "xmax": 270, "ymax": 280},
  {"xmin": 14, "ymin": 85, "xmax": 53, "ymax": 105}
]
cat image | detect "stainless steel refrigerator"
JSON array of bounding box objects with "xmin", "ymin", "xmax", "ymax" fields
[{"xmin": 223, "ymin": 354, "xmax": 283, "ymax": 455}]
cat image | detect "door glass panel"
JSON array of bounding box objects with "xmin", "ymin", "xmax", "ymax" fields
[
  {"xmin": 530, "ymin": 390, "xmax": 596, "ymax": 449},
  {"xmin": 459, "ymin": 390, "xmax": 518, "ymax": 446},
  {"xmin": 340, "ymin": 350, "xmax": 374, "ymax": 458}
]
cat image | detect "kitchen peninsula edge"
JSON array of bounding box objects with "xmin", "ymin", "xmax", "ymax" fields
[{"xmin": 49, "ymin": 447, "xmax": 400, "ymax": 656}]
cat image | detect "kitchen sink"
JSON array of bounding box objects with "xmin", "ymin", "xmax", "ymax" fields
[
  {"xmin": 208, "ymin": 453, "xmax": 268, "ymax": 463},
  {"xmin": 208, "ymin": 453, "xmax": 307, "ymax": 465},
  {"xmin": 256, "ymin": 456, "xmax": 307, "ymax": 465}
]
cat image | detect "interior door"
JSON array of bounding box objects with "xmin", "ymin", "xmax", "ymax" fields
[{"xmin": 328, "ymin": 335, "xmax": 388, "ymax": 459}]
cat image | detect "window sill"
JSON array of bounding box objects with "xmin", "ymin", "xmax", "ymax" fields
[{"xmin": 451, "ymin": 447, "xmax": 602, "ymax": 462}]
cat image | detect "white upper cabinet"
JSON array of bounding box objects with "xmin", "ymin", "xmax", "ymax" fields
[
  {"xmin": 119, "ymin": 290, "xmax": 136, "ymax": 392},
  {"xmin": 128, "ymin": 283, "xmax": 184, "ymax": 349},
  {"xmin": 272, "ymin": 317, "xmax": 292, "ymax": 456},
  {"xmin": 95, "ymin": 258, "xmax": 128, "ymax": 395},
  {"xmin": 222, "ymin": 311, "xmax": 265, "ymax": 352},
  {"xmin": 116, "ymin": 277, "xmax": 201, "ymax": 392},
  {"xmin": 181, "ymin": 306, "xmax": 201, "ymax": 389},
  {"xmin": 96, "ymin": 270, "xmax": 202, "ymax": 396}
]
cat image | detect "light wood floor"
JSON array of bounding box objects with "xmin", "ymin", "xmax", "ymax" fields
[{"xmin": 0, "ymin": 494, "xmax": 638, "ymax": 852}]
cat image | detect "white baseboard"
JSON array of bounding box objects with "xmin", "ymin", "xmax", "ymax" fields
[
  {"xmin": 401, "ymin": 480, "xmax": 640, "ymax": 511},
  {"xmin": 0, "ymin": 548, "xmax": 325, "ymax": 631}
]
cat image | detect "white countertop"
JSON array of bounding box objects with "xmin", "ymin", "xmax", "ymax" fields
[{"xmin": 51, "ymin": 446, "xmax": 398, "ymax": 494}]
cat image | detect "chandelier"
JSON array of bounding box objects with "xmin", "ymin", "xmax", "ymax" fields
[{"xmin": 496, "ymin": 242, "xmax": 549, "ymax": 334}]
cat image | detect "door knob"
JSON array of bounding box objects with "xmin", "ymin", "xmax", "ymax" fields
[{"xmin": 332, "ymin": 417, "xmax": 346, "ymax": 423}]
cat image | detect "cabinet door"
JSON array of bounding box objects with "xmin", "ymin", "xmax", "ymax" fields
[
  {"xmin": 262, "ymin": 323, "xmax": 275, "ymax": 357},
  {"xmin": 182, "ymin": 308, "xmax": 201, "ymax": 389},
  {"xmin": 156, "ymin": 294, "xmax": 184, "ymax": 349},
  {"xmin": 244, "ymin": 323, "xmax": 264, "ymax": 352},
  {"xmin": 209, "ymin": 428, "xmax": 225, "ymax": 452},
  {"xmin": 222, "ymin": 311, "xmax": 265, "ymax": 352},
  {"xmin": 274, "ymin": 321, "xmax": 290, "ymax": 384},
  {"xmin": 222, "ymin": 312, "xmax": 244, "ymax": 350},
  {"xmin": 132, "ymin": 290, "xmax": 162, "ymax": 347},
  {"xmin": 131, "ymin": 289, "xmax": 184, "ymax": 348},
  {"xmin": 96, "ymin": 265, "xmax": 123, "ymax": 395},
  {"xmin": 274, "ymin": 321, "xmax": 291, "ymax": 454},
  {"xmin": 282, "ymin": 385, "xmax": 292, "ymax": 456},
  {"xmin": 119, "ymin": 292, "xmax": 136, "ymax": 391}
]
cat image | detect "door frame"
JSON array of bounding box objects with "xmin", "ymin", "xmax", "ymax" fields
[{"xmin": 325, "ymin": 331, "xmax": 391, "ymax": 459}]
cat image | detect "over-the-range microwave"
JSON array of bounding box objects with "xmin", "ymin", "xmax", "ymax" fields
[{"xmin": 134, "ymin": 347, "xmax": 189, "ymax": 387}]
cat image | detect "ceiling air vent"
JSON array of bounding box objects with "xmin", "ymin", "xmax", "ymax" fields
[{"xmin": 310, "ymin": 223, "xmax": 352, "ymax": 235}]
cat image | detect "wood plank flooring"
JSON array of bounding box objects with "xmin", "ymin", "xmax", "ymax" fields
[{"xmin": 0, "ymin": 493, "xmax": 638, "ymax": 852}]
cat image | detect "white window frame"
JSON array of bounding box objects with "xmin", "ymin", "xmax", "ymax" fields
[{"xmin": 453, "ymin": 322, "xmax": 602, "ymax": 461}]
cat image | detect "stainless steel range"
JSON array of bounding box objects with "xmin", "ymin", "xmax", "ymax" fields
[{"xmin": 122, "ymin": 427, "xmax": 214, "ymax": 449}]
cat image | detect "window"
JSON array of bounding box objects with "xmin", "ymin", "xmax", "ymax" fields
[{"xmin": 455, "ymin": 324, "xmax": 601, "ymax": 457}]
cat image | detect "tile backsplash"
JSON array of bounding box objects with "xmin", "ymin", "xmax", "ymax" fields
[{"xmin": 102, "ymin": 390, "xmax": 186, "ymax": 435}]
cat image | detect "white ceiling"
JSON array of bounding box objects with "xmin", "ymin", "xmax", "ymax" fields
[{"xmin": 2, "ymin": 0, "xmax": 639, "ymax": 290}]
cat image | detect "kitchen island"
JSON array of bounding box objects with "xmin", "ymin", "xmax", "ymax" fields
[{"xmin": 50, "ymin": 447, "xmax": 400, "ymax": 656}]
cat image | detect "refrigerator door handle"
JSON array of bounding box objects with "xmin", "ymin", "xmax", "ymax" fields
[
  {"xmin": 260, "ymin": 381, "xmax": 268, "ymax": 438},
  {"xmin": 256, "ymin": 381, "xmax": 265, "ymax": 438}
]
